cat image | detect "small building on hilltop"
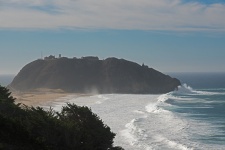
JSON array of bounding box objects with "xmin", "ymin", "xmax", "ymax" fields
[{"xmin": 44, "ymin": 55, "xmax": 56, "ymax": 60}]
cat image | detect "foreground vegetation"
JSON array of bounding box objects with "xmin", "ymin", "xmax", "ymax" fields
[{"xmin": 0, "ymin": 85, "xmax": 123, "ymax": 150}]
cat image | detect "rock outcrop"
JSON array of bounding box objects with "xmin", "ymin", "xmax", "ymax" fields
[{"xmin": 9, "ymin": 57, "xmax": 180, "ymax": 94}]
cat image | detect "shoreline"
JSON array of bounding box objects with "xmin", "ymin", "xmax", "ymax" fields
[{"xmin": 11, "ymin": 88, "xmax": 90, "ymax": 107}]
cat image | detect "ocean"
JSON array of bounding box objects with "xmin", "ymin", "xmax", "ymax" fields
[
  {"xmin": 0, "ymin": 74, "xmax": 15, "ymax": 86},
  {"xmin": 1, "ymin": 73, "xmax": 225, "ymax": 149}
]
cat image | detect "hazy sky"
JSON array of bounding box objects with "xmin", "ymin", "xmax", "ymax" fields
[{"xmin": 0, "ymin": 0, "xmax": 225, "ymax": 74}]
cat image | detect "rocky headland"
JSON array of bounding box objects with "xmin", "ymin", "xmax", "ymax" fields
[{"xmin": 9, "ymin": 56, "xmax": 180, "ymax": 94}]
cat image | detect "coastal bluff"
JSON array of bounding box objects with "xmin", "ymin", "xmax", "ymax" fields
[{"xmin": 9, "ymin": 56, "xmax": 180, "ymax": 94}]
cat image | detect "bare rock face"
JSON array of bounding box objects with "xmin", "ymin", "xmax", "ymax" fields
[{"xmin": 9, "ymin": 57, "xmax": 181, "ymax": 94}]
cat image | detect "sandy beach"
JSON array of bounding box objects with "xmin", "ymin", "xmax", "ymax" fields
[{"xmin": 11, "ymin": 88, "xmax": 87, "ymax": 107}]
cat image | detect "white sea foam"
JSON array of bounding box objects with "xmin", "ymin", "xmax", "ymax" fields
[
  {"xmin": 95, "ymin": 101, "xmax": 102, "ymax": 104},
  {"xmin": 121, "ymin": 119, "xmax": 138, "ymax": 145},
  {"xmin": 153, "ymin": 135, "xmax": 192, "ymax": 150},
  {"xmin": 194, "ymin": 90, "xmax": 223, "ymax": 95},
  {"xmin": 97, "ymin": 95, "xmax": 109, "ymax": 100},
  {"xmin": 157, "ymin": 94, "xmax": 169, "ymax": 102},
  {"xmin": 121, "ymin": 116, "xmax": 154, "ymax": 150},
  {"xmin": 145, "ymin": 94, "xmax": 171, "ymax": 113},
  {"xmin": 133, "ymin": 110, "xmax": 145, "ymax": 114},
  {"xmin": 175, "ymin": 84, "xmax": 224, "ymax": 96},
  {"xmin": 174, "ymin": 84, "xmax": 195, "ymax": 94},
  {"xmin": 95, "ymin": 95, "xmax": 110, "ymax": 104},
  {"xmin": 40, "ymin": 93, "xmax": 225, "ymax": 150}
]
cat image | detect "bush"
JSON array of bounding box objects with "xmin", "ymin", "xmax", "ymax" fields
[{"xmin": 0, "ymin": 85, "xmax": 124, "ymax": 150}]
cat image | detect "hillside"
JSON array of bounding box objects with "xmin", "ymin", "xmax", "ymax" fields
[{"xmin": 9, "ymin": 56, "xmax": 180, "ymax": 94}]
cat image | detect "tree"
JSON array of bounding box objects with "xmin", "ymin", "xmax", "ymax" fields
[
  {"xmin": 0, "ymin": 85, "xmax": 124, "ymax": 150},
  {"xmin": 58, "ymin": 103, "xmax": 116, "ymax": 150},
  {"xmin": 0, "ymin": 85, "xmax": 15, "ymax": 104}
]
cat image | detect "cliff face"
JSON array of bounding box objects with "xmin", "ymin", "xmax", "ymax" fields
[{"xmin": 9, "ymin": 57, "xmax": 180, "ymax": 94}]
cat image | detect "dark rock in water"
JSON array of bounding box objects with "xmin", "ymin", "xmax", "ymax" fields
[{"xmin": 9, "ymin": 57, "xmax": 180, "ymax": 94}]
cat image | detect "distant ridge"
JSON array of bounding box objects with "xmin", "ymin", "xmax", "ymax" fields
[{"xmin": 9, "ymin": 56, "xmax": 181, "ymax": 94}]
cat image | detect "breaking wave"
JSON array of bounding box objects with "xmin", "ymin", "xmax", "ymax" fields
[
  {"xmin": 174, "ymin": 84, "xmax": 225, "ymax": 95},
  {"xmin": 41, "ymin": 84, "xmax": 225, "ymax": 150}
]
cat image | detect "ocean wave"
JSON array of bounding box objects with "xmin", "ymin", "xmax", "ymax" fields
[
  {"xmin": 153, "ymin": 135, "xmax": 193, "ymax": 150},
  {"xmin": 133, "ymin": 110, "xmax": 146, "ymax": 114},
  {"xmin": 41, "ymin": 93, "xmax": 225, "ymax": 150},
  {"xmin": 174, "ymin": 84, "xmax": 225, "ymax": 96},
  {"xmin": 121, "ymin": 117, "xmax": 153, "ymax": 150},
  {"xmin": 145, "ymin": 94, "xmax": 171, "ymax": 114},
  {"xmin": 197, "ymin": 88, "xmax": 225, "ymax": 91},
  {"xmin": 145, "ymin": 102, "xmax": 171, "ymax": 114},
  {"xmin": 97, "ymin": 95, "xmax": 110, "ymax": 100},
  {"xmin": 143, "ymin": 93, "xmax": 195, "ymax": 149},
  {"xmin": 193, "ymin": 90, "xmax": 224, "ymax": 95},
  {"xmin": 93, "ymin": 95, "xmax": 110, "ymax": 104}
]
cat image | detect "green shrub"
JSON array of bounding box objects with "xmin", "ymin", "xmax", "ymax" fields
[{"xmin": 0, "ymin": 85, "xmax": 124, "ymax": 150}]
